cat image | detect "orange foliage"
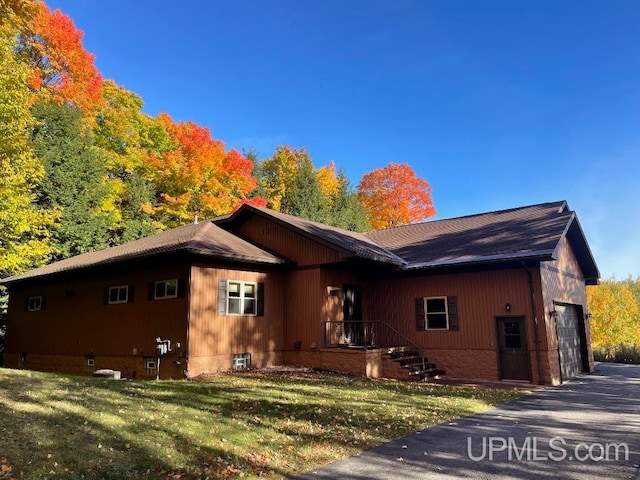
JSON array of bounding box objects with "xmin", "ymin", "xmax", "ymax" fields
[
  {"xmin": 148, "ymin": 113, "xmax": 262, "ymax": 222},
  {"xmin": 26, "ymin": 1, "xmax": 103, "ymax": 114},
  {"xmin": 357, "ymin": 162, "xmax": 436, "ymax": 229}
]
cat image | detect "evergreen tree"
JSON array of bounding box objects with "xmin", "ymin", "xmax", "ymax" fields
[
  {"xmin": 329, "ymin": 170, "xmax": 371, "ymax": 232},
  {"xmin": 118, "ymin": 171, "xmax": 159, "ymax": 243},
  {"xmin": 31, "ymin": 101, "xmax": 114, "ymax": 259},
  {"xmin": 288, "ymin": 155, "xmax": 329, "ymax": 223}
]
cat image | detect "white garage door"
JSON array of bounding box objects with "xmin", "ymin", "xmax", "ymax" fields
[{"xmin": 555, "ymin": 304, "xmax": 584, "ymax": 381}]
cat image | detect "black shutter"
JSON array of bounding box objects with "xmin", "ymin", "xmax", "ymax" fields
[
  {"xmin": 177, "ymin": 278, "xmax": 186, "ymax": 298},
  {"xmin": 24, "ymin": 297, "xmax": 29, "ymax": 311},
  {"xmin": 128, "ymin": 285, "xmax": 135, "ymax": 303},
  {"xmin": 103, "ymin": 288, "xmax": 110, "ymax": 305},
  {"xmin": 218, "ymin": 279, "xmax": 227, "ymax": 315},
  {"xmin": 256, "ymin": 282, "xmax": 265, "ymax": 317},
  {"xmin": 40, "ymin": 295, "xmax": 46, "ymax": 311},
  {"xmin": 447, "ymin": 296, "xmax": 459, "ymax": 331},
  {"xmin": 415, "ymin": 298, "xmax": 425, "ymax": 330},
  {"xmin": 148, "ymin": 282, "xmax": 155, "ymax": 301}
]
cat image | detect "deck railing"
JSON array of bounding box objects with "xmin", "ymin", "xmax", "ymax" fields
[{"xmin": 323, "ymin": 320, "xmax": 426, "ymax": 370}]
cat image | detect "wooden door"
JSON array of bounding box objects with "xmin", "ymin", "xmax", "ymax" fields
[{"xmin": 497, "ymin": 317, "xmax": 530, "ymax": 381}]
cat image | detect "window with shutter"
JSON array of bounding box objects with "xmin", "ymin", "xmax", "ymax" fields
[
  {"xmin": 218, "ymin": 279, "xmax": 264, "ymax": 317},
  {"xmin": 416, "ymin": 296, "xmax": 460, "ymax": 331}
]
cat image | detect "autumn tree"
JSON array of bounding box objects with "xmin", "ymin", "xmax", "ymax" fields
[
  {"xmin": 357, "ymin": 162, "xmax": 436, "ymax": 229},
  {"xmin": 31, "ymin": 101, "xmax": 113, "ymax": 259},
  {"xmin": 94, "ymin": 79, "xmax": 166, "ymax": 241},
  {"xmin": 257, "ymin": 145, "xmax": 305, "ymax": 212},
  {"xmin": 317, "ymin": 161, "xmax": 340, "ymax": 203},
  {"xmin": 588, "ymin": 278, "xmax": 640, "ymax": 349},
  {"xmin": 19, "ymin": 1, "xmax": 103, "ymax": 116},
  {"xmin": 0, "ymin": 14, "xmax": 56, "ymax": 279},
  {"xmin": 146, "ymin": 113, "xmax": 260, "ymax": 226}
]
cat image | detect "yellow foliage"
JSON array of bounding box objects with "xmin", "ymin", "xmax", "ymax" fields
[
  {"xmin": 317, "ymin": 161, "xmax": 339, "ymax": 203},
  {"xmin": 587, "ymin": 280, "xmax": 640, "ymax": 348}
]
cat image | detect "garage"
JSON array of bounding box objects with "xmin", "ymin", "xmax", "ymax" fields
[{"xmin": 555, "ymin": 304, "xmax": 586, "ymax": 381}]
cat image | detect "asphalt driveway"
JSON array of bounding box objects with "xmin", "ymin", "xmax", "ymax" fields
[{"xmin": 295, "ymin": 363, "xmax": 640, "ymax": 480}]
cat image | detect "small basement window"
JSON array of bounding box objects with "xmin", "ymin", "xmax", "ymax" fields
[
  {"xmin": 155, "ymin": 279, "xmax": 177, "ymax": 300},
  {"xmin": 232, "ymin": 353, "xmax": 251, "ymax": 370},
  {"xmin": 108, "ymin": 285, "xmax": 129, "ymax": 304},
  {"xmin": 144, "ymin": 357, "xmax": 157, "ymax": 375},
  {"xmin": 86, "ymin": 356, "xmax": 95, "ymax": 371},
  {"xmin": 27, "ymin": 296, "xmax": 42, "ymax": 311}
]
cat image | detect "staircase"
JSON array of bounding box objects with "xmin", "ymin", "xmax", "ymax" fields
[{"xmin": 383, "ymin": 346, "xmax": 445, "ymax": 381}]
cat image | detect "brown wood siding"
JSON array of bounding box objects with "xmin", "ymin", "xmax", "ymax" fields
[
  {"xmin": 363, "ymin": 268, "xmax": 553, "ymax": 383},
  {"xmin": 188, "ymin": 265, "xmax": 284, "ymax": 361},
  {"xmin": 540, "ymin": 237, "xmax": 594, "ymax": 375},
  {"xmin": 282, "ymin": 268, "xmax": 360, "ymax": 351},
  {"xmin": 235, "ymin": 215, "xmax": 341, "ymax": 266},
  {"xmin": 283, "ymin": 269, "xmax": 322, "ymax": 351},
  {"xmin": 5, "ymin": 264, "xmax": 190, "ymax": 359},
  {"xmin": 364, "ymin": 269, "xmax": 533, "ymax": 350}
]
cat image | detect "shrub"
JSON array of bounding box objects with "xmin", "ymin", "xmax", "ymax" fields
[{"xmin": 593, "ymin": 344, "xmax": 640, "ymax": 364}]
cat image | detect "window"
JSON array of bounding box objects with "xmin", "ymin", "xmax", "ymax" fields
[
  {"xmin": 155, "ymin": 279, "xmax": 178, "ymax": 300},
  {"xmin": 415, "ymin": 296, "xmax": 459, "ymax": 331},
  {"xmin": 144, "ymin": 357, "xmax": 157, "ymax": 375},
  {"xmin": 425, "ymin": 297, "xmax": 448, "ymax": 329},
  {"xmin": 108, "ymin": 285, "xmax": 129, "ymax": 304},
  {"xmin": 218, "ymin": 279, "xmax": 264, "ymax": 317},
  {"xmin": 232, "ymin": 353, "xmax": 251, "ymax": 370},
  {"xmin": 27, "ymin": 296, "xmax": 42, "ymax": 311},
  {"xmin": 86, "ymin": 356, "xmax": 95, "ymax": 371}
]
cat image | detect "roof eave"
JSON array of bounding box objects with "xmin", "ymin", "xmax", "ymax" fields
[{"xmin": 403, "ymin": 250, "xmax": 556, "ymax": 271}]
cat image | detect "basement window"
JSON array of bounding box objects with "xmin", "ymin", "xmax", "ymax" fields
[
  {"xmin": 144, "ymin": 357, "xmax": 157, "ymax": 375},
  {"xmin": 27, "ymin": 296, "xmax": 42, "ymax": 311},
  {"xmin": 155, "ymin": 279, "xmax": 178, "ymax": 300},
  {"xmin": 232, "ymin": 353, "xmax": 251, "ymax": 370},
  {"xmin": 108, "ymin": 285, "xmax": 129, "ymax": 304},
  {"xmin": 86, "ymin": 356, "xmax": 95, "ymax": 371}
]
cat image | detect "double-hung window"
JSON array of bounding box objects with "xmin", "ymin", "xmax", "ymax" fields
[
  {"xmin": 227, "ymin": 281, "xmax": 257, "ymax": 315},
  {"xmin": 425, "ymin": 297, "xmax": 448, "ymax": 329},
  {"xmin": 415, "ymin": 296, "xmax": 459, "ymax": 331},
  {"xmin": 218, "ymin": 279, "xmax": 264, "ymax": 316},
  {"xmin": 108, "ymin": 285, "xmax": 129, "ymax": 304},
  {"xmin": 155, "ymin": 279, "xmax": 178, "ymax": 300}
]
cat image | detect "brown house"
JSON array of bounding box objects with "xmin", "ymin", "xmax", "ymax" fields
[{"xmin": 1, "ymin": 200, "xmax": 599, "ymax": 385}]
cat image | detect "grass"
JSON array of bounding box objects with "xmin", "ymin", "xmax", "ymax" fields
[{"xmin": 0, "ymin": 368, "xmax": 527, "ymax": 479}]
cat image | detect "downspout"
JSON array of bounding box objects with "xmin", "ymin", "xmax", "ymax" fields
[{"xmin": 522, "ymin": 262, "xmax": 544, "ymax": 385}]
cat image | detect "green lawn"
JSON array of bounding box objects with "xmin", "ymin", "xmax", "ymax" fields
[{"xmin": 0, "ymin": 368, "xmax": 527, "ymax": 479}]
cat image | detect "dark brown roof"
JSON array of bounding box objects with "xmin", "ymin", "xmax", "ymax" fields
[
  {"xmin": 365, "ymin": 200, "xmax": 599, "ymax": 283},
  {"xmin": 216, "ymin": 205, "xmax": 406, "ymax": 266},
  {"xmin": 1, "ymin": 221, "xmax": 285, "ymax": 284},
  {"xmin": 2, "ymin": 200, "xmax": 599, "ymax": 286}
]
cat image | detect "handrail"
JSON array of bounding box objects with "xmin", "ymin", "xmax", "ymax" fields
[{"xmin": 323, "ymin": 320, "xmax": 426, "ymax": 370}]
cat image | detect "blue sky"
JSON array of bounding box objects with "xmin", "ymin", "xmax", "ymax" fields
[{"xmin": 47, "ymin": 0, "xmax": 639, "ymax": 279}]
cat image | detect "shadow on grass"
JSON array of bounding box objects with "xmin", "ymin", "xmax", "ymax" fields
[{"xmin": 0, "ymin": 368, "xmax": 524, "ymax": 479}]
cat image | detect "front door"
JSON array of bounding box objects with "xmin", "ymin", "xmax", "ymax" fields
[
  {"xmin": 343, "ymin": 285, "xmax": 363, "ymax": 345},
  {"xmin": 497, "ymin": 317, "xmax": 530, "ymax": 381}
]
